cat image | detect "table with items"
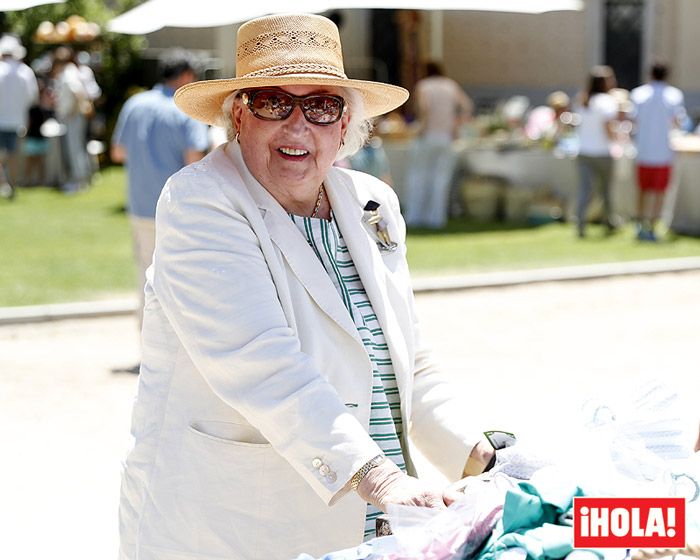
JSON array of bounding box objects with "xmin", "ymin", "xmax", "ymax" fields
[
  {"xmin": 381, "ymin": 134, "xmax": 700, "ymax": 233},
  {"xmin": 294, "ymin": 382, "xmax": 700, "ymax": 560}
]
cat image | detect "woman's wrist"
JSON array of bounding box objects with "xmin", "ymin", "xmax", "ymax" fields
[
  {"xmin": 356, "ymin": 459, "xmax": 403, "ymax": 506},
  {"xmin": 351, "ymin": 454, "xmax": 386, "ymax": 491},
  {"xmin": 462, "ymin": 431, "xmax": 517, "ymax": 477},
  {"xmin": 462, "ymin": 439, "xmax": 496, "ymax": 477}
]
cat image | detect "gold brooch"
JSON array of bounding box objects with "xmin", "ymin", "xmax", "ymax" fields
[{"xmin": 363, "ymin": 200, "xmax": 397, "ymax": 252}]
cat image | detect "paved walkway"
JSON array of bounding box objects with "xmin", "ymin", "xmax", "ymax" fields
[
  {"xmin": 3, "ymin": 257, "xmax": 700, "ymax": 325},
  {"xmin": 2, "ymin": 270, "xmax": 699, "ymax": 559}
]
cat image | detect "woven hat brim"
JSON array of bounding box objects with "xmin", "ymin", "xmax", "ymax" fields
[{"xmin": 174, "ymin": 76, "xmax": 409, "ymax": 126}]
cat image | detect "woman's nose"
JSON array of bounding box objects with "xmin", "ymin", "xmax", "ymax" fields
[{"xmin": 283, "ymin": 104, "xmax": 309, "ymax": 130}]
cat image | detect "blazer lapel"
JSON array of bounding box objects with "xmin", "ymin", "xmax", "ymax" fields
[
  {"xmin": 264, "ymin": 210, "xmax": 365, "ymax": 346},
  {"xmin": 225, "ymin": 143, "xmax": 362, "ymax": 347}
]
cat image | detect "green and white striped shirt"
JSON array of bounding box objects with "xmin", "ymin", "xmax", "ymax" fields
[{"xmin": 290, "ymin": 213, "xmax": 407, "ymax": 540}]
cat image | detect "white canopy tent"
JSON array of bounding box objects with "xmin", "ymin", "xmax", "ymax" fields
[
  {"xmin": 0, "ymin": 0, "xmax": 63, "ymax": 9},
  {"xmin": 107, "ymin": 0, "xmax": 583, "ymax": 35}
]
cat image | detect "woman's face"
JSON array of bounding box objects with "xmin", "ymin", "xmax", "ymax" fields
[{"xmin": 233, "ymin": 84, "xmax": 349, "ymax": 198}]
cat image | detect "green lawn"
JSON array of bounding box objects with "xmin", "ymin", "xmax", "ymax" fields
[
  {"xmin": 1, "ymin": 166, "xmax": 699, "ymax": 307},
  {"xmin": 1, "ymin": 167, "xmax": 134, "ymax": 307},
  {"xmin": 406, "ymin": 220, "xmax": 700, "ymax": 276}
]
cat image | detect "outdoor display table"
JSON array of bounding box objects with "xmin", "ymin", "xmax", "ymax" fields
[
  {"xmin": 382, "ymin": 136, "xmax": 700, "ymax": 233},
  {"xmin": 667, "ymin": 136, "xmax": 700, "ymax": 235}
]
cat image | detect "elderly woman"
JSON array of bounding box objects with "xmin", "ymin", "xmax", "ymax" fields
[{"xmin": 119, "ymin": 13, "xmax": 496, "ymax": 560}]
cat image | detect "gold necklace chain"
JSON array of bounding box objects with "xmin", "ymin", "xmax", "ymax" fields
[{"xmin": 311, "ymin": 185, "xmax": 325, "ymax": 218}]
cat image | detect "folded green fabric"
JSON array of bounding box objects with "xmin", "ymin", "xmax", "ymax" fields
[{"xmin": 476, "ymin": 479, "xmax": 596, "ymax": 560}]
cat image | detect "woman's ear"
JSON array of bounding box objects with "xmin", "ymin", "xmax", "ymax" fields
[
  {"xmin": 340, "ymin": 108, "xmax": 350, "ymax": 139},
  {"xmin": 232, "ymin": 97, "xmax": 243, "ymax": 132}
]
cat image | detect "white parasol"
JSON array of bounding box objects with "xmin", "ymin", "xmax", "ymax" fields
[
  {"xmin": 107, "ymin": 0, "xmax": 583, "ymax": 35},
  {"xmin": 0, "ymin": 0, "xmax": 64, "ymax": 10}
]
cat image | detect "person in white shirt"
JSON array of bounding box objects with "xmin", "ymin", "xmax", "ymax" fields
[
  {"xmin": 50, "ymin": 46, "xmax": 92, "ymax": 192},
  {"xmin": 574, "ymin": 65, "xmax": 619, "ymax": 238},
  {"xmin": 404, "ymin": 61, "xmax": 473, "ymax": 229},
  {"xmin": 75, "ymin": 50, "xmax": 101, "ymax": 102},
  {"xmin": 630, "ymin": 62, "xmax": 685, "ymax": 242},
  {"xmin": 0, "ymin": 35, "xmax": 38, "ymax": 198}
]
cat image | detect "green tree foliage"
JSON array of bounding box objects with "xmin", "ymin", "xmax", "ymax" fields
[{"xmin": 3, "ymin": 0, "xmax": 146, "ymax": 144}]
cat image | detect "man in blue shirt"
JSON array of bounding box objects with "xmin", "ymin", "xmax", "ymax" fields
[{"xmin": 111, "ymin": 49, "xmax": 209, "ymax": 331}]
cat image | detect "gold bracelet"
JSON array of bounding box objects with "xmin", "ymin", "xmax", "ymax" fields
[{"xmin": 350, "ymin": 454, "xmax": 386, "ymax": 490}]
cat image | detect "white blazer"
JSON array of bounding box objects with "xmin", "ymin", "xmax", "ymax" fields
[{"xmin": 119, "ymin": 142, "xmax": 481, "ymax": 560}]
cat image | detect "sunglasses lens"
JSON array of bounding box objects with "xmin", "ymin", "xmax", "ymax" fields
[
  {"xmin": 250, "ymin": 91, "xmax": 294, "ymax": 120},
  {"xmin": 302, "ymin": 95, "xmax": 343, "ymax": 124},
  {"xmin": 246, "ymin": 90, "xmax": 344, "ymax": 124}
]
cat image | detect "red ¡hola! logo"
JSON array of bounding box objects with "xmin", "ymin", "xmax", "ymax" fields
[{"xmin": 573, "ymin": 497, "xmax": 685, "ymax": 548}]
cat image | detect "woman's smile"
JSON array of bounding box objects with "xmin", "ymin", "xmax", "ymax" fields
[{"xmin": 277, "ymin": 145, "xmax": 310, "ymax": 159}]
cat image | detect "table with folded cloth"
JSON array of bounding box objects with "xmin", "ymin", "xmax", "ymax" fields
[
  {"xmin": 458, "ymin": 145, "xmax": 640, "ymax": 223},
  {"xmin": 382, "ymin": 139, "xmax": 638, "ymax": 223},
  {"xmin": 292, "ymin": 381, "xmax": 700, "ymax": 560},
  {"xmin": 668, "ymin": 135, "xmax": 700, "ymax": 235},
  {"xmin": 382, "ymin": 136, "xmax": 700, "ymax": 233}
]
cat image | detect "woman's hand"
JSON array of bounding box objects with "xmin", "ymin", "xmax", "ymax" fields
[{"xmin": 356, "ymin": 460, "xmax": 461, "ymax": 512}]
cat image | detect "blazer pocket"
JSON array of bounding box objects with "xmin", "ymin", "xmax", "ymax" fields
[{"xmin": 189, "ymin": 420, "xmax": 271, "ymax": 448}]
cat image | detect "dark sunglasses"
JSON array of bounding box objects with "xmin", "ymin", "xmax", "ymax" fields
[{"xmin": 240, "ymin": 89, "xmax": 346, "ymax": 125}]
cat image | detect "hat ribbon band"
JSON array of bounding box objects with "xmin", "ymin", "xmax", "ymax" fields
[{"xmin": 242, "ymin": 63, "xmax": 347, "ymax": 80}]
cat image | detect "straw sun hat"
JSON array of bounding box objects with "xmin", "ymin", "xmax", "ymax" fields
[{"xmin": 174, "ymin": 13, "xmax": 409, "ymax": 125}]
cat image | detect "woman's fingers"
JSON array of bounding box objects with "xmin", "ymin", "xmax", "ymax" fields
[{"xmin": 356, "ymin": 460, "xmax": 456, "ymax": 511}]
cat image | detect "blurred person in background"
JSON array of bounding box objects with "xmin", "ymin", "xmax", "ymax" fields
[
  {"xmin": 574, "ymin": 65, "xmax": 619, "ymax": 238},
  {"xmin": 51, "ymin": 46, "xmax": 91, "ymax": 193},
  {"xmin": 348, "ymin": 135, "xmax": 393, "ymax": 185},
  {"xmin": 75, "ymin": 50, "xmax": 101, "ymax": 103},
  {"xmin": 500, "ymin": 94, "xmax": 530, "ymax": 137},
  {"xmin": 0, "ymin": 34, "xmax": 38, "ymax": 199},
  {"xmin": 22, "ymin": 77, "xmax": 53, "ymax": 186},
  {"xmin": 630, "ymin": 62, "xmax": 686, "ymax": 242},
  {"xmin": 74, "ymin": 49, "xmax": 102, "ymax": 167},
  {"xmin": 74, "ymin": 49, "xmax": 102, "ymax": 158},
  {"xmin": 336, "ymin": 133, "xmax": 393, "ymax": 186},
  {"xmin": 111, "ymin": 48, "xmax": 209, "ymax": 334},
  {"xmin": 608, "ymin": 87, "xmax": 635, "ymax": 156},
  {"xmin": 404, "ymin": 60, "xmax": 473, "ymax": 229},
  {"xmin": 525, "ymin": 90, "xmax": 571, "ymax": 146}
]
